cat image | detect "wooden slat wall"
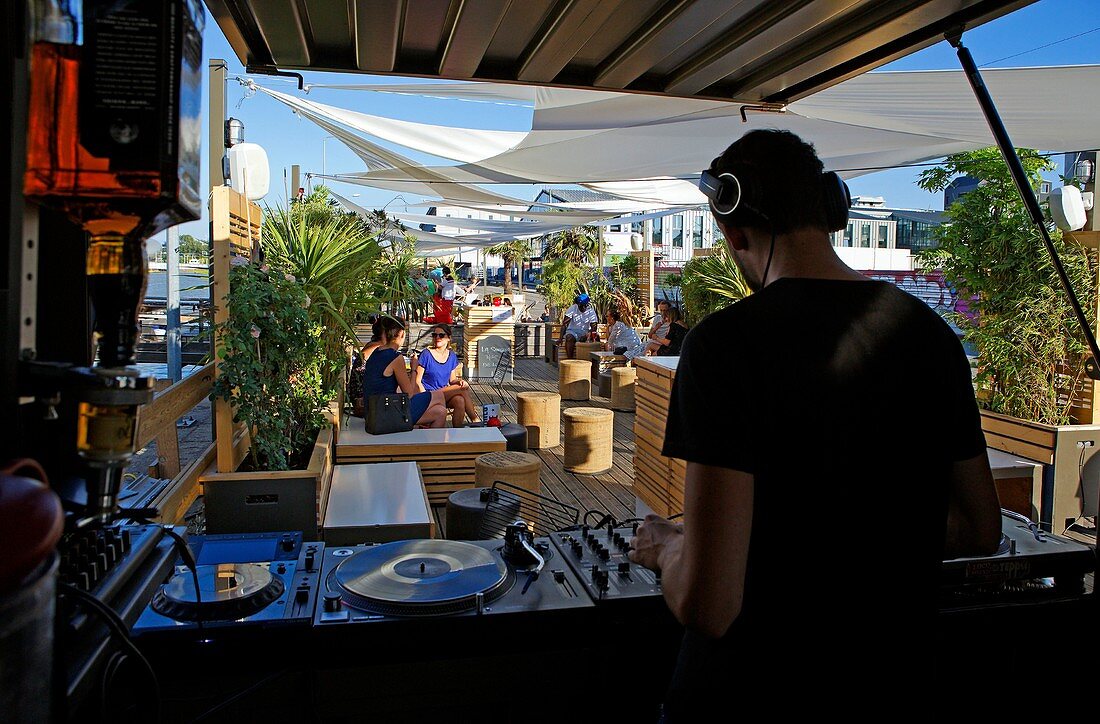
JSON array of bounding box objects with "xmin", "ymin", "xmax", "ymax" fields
[
  {"xmin": 632, "ymin": 358, "xmax": 682, "ymax": 516},
  {"xmin": 631, "ymin": 249, "xmax": 655, "ymax": 317},
  {"xmin": 463, "ymin": 307, "xmax": 515, "ymax": 377}
]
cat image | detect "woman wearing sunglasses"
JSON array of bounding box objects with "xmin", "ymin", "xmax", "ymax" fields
[{"xmin": 412, "ymin": 324, "xmax": 480, "ymax": 425}]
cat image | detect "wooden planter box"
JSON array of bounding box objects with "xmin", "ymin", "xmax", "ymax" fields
[
  {"xmin": 199, "ymin": 426, "xmax": 335, "ymax": 539},
  {"xmin": 980, "ymin": 410, "xmax": 1100, "ymax": 532}
]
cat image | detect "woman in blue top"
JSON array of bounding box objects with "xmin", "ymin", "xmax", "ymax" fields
[
  {"xmin": 362, "ymin": 317, "xmax": 459, "ymax": 429},
  {"xmin": 412, "ymin": 324, "xmax": 479, "ymax": 426}
]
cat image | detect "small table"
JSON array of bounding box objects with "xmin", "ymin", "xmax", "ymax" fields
[
  {"xmin": 323, "ymin": 462, "xmax": 435, "ymax": 545},
  {"xmin": 589, "ymin": 350, "xmax": 627, "ymax": 381}
]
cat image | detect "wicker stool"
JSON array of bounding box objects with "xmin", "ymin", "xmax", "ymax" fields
[
  {"xmin": 516, "ymin": 391, "xmax": 561, "ymax": 449},
  {"xmin": 558, "ymin": 359, "xmax": 591, "ymax": 400},
  {"xmin": 563, "ymin": 407, "xmax": 614, "ymax": 474},
  {"xmin": 611, "ymin": 367, "xmax": 637, "ymax": 411},
  {"xmin": 598, "ymin": 370, "xmax": 612, "ymax": 398},
  {"xmin": 473, "ymin": 448, "xmax": 541, "ymax": 521}
]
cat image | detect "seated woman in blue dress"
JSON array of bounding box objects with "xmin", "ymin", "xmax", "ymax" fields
[
  {"xmin": 362, "ymin": 316, "xmax": 458, "ymax": 429},
  {"xmin": 411, "ymin": 323, "xmax": 480, "ymax": 426}
]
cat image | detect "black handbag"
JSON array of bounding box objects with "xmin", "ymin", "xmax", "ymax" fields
[{"xmin": 365, "ymin": 393, "xmax": 414, "ymax": 434}]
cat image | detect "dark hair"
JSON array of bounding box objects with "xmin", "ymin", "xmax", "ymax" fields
[
  {"xmin": 442, "ymin": 265, "xmax": 452, "ymax": 275},
  {"xmin": 657, "ymin": 300, "xmax": 670, "ymax": 310},
  {"xmin": 367, "ymin": 313, "xmax": 382, "ymax": 342},
  {"xmin": 376, "ymin": 315, "xmax": 406, "ymax": 342},
  {"xmin": 430, "ymin": 323, "xmax": 452, "ymax": 337},
  {"xmin": 713, "ymin": 129, "xmax": 827, "ymax": 233},
  {"xmin": 608, "ymin": 307, "xmax": 622, "ymax": 322},
  {"xmin": 664, "ymin": 306, "xmax": 681, "ymax": 324}
]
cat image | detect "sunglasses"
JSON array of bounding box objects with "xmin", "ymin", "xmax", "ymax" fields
[{"xmin": 431, "ymin": 332, "xmax": 449, "ymax": 338}]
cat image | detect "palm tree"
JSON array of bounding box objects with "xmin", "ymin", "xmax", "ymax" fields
[
  {"xmin": 545, "ymin": 226, "xmax": 600, "ymax": 266},
  {"xmin": 487, "ymin": 239, "xmax": 531, "ymax": 295}
]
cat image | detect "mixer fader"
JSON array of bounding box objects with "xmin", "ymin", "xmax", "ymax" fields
[{"xmin": 550, "ymin": 523, "xmax": 662, "ymax": 602}]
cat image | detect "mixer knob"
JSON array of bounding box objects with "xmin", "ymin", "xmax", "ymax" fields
[
  {"xmin": 553, "ymin": 570, "xmax": 566, "ymax": 583},
  {"xmin": 280, "ymin": 536, "xmax": 295, "ymax": 552},
  {"xmin": 598, "ymin": 549, "xmax": 610, "ymax": 561},
  {"xmin": 618, "ymin": 561, "xmax": 630, "ymax": 574},
  {"xmin": 590, "ymin": 564, "xmax": 600, "ymax": 580},
  {"xmin": 295, "ymin": 586, "xmax": 310, "ymax": 604},
  {"xmin": 304, "ymin": 550, "xmax": 316, "ymax": 571},
  {"xmin": 120, "ymin": 529, "xmax": 132, "ymax": 552},
  {"xmin": 323, "ymin": 592, "xmax": 342, "ymax": 612}
]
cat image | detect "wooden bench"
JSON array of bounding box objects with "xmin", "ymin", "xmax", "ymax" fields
[
  {"xmin": 334, "ymin": 426, "xmax": 507, "ymax": 504},
  {"xmin": 322, "ymin": 462, "xmax": 435, "ymax": 545}
]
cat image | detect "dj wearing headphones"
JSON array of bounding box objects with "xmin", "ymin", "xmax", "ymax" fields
[{"xmin": 628, "ymin": 130, "xmax": 1000, "ymax": 717}]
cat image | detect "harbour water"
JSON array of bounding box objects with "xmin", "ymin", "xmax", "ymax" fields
[{"xmin": 145, "ymin": 271, "xmax": 210, "ymax": 300}]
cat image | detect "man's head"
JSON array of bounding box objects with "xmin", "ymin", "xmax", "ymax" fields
[
  {"xmin": 657, "ymin": 300, "xmax": 670, "ymax": 316},
  {"xmin": 703, "ymin": 130, "xmax": 850, "ymax": 289},
  {"xmin": 705, "ymin": 130, "xmax": 830, "ymax": 235},
  {"xmin": 575, "ymin": 293, "xmax": 590, "ymax": 310}
]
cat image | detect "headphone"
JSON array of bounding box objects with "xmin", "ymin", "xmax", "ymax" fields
[{"xmin": 698, "ymin": 160, "xmax": 852, "ymax": 232}]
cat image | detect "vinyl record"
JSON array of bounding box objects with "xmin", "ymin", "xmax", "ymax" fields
[{"xmin": 333, "ymin": 540, "xmax": 513, "ymax": 616}]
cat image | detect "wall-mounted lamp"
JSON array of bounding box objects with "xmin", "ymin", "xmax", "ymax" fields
[
  {"xmin": 1074, "ymin": 157, "xmax": 1094, "ymax": 185},
  {"xmin": 224, "ymin": 118, "xmax": 245, "ymax": 149}
]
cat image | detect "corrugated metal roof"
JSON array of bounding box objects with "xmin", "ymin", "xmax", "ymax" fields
[{"xmin": 205, "ymin": 0, "xmax": 1033, "ymax": 103}]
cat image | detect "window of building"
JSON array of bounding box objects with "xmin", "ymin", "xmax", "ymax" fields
[
  {"xmin": 672, "ymin": 215, "xmax": 684, "ymax": 247},
  {"xmin": 652, "ymin": 217, "xmax": 663, "ymax": 245},
  {"xmin": 692, "ymin": 216, "xmax": 703, "ymax": 248},
  {"xmin": 712, "ymin": 220, "xmax": 724, "ymax": 245},
  {"xmin": 609, "ymin": 224, "xmax": 621, "ymax": 232},
  {"xmin": 631, "ymin": 221, "xmax": 643, "ymax": 234},
  {"xmin": 877, "ymin": 225, "xmax": 888, "ymax": 248},
  {"xmin": 859, "ymin": 224, "xmax": 871, "ymax": 248},
  {"xmin": 842, "ymin": 223, "xmax": 853, "ymax": 247}
]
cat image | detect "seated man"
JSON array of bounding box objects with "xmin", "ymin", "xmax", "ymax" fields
[{"xmin": 557, "ymin": 293, "xmax": 599, "ymax": 359}]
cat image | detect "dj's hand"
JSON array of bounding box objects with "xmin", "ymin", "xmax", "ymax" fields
[{"xmin": 628, "ymin": 514, "xmax": 683, "ymax": 572}]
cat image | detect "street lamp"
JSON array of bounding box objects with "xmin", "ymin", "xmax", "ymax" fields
[{"xmin": 321, "ymin": 134, "xmax": 336, "ymax": 177}]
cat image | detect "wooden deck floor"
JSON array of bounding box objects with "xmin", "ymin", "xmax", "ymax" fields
[{"xmin": 436, "ymin": 357, "xmax": 640, "ymax": 535}]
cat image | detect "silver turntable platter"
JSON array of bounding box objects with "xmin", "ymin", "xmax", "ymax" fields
[
  {"xmin": 332, "ymin": 540, "xmax": 514, "ymax": 616},
  {"xmin": 151, "ymin": 563, "xmax": 285, "ymax": 622}
]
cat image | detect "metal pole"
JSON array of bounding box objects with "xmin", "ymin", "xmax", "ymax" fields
[
  {"xmin": 949, "ymin": 33, "xmax": 1100, "ymax": 381},
  {"xmin": 166, "ymin": 226, "xmax": 182, "ymax": 382}
]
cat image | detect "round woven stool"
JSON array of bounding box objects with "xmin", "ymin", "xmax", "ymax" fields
[
  {"xmin": 563, "ymin": 407, "xmax": 614, "ymax": 474},
  {"xmin": 475, "ymin": 450, "xmax": 542, "ymax": 494},
  {"xmin": 558, "ymin": 359, "xmax": 591, "ymax": 400},
  {"xmin": 516, "ymin": 391, "xmax": 561, "ymax": 449},
  {"xmin": 574, "ymin": 341, "xmax": 602, "ymax": 363},
  {"xmin": 611, "ymin": 366, "xmax": 637, "ymax": 411}
]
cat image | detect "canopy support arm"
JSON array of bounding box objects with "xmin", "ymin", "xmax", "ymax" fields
[{"xmin": 948, "ymin": 31, "xmax": 1100, "ymax": 381}]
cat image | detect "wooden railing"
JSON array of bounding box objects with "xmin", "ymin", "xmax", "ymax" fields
[{"xmin": 133, "ymin": 363, "xmax": 216, "ymax": 523}]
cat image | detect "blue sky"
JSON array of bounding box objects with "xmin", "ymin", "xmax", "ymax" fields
[{"xmin": 174, "ymin": 0, "xmax": 1100, "ymax": 242}]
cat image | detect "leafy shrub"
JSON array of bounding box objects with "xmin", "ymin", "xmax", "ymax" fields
[
  {"xmin": 679, "ymin": 246, "xmax": 751, "ymax": 325},
  {"xmin": 212, "ymin": 262, "xmax": 328, "ymax": 471}
]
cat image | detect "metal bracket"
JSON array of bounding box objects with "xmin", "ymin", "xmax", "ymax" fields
[{"xmin": 244, "ymin": 64, "xmax": 305, "ymax": 90}]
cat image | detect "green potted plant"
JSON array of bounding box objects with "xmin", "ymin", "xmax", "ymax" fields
[
  {"xmin": 202, "ymin": 261, "xmax": 335, "ymax": 537},
  {"xmin": 679, "ymin": 244, "xmax": 751, "ymax": 326},
  {"xmin": 918, "ymin": 147, "xmax": 1100, "ymax": 528}
]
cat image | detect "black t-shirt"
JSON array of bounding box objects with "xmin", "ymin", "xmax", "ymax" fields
[{"xmin": 660, "ymin": 278, "xmax": 985, "ymax": 708}]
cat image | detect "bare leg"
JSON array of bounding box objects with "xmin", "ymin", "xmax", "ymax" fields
[
  {"xmin": 565, "ymin": 333, "xmax": 577, "ymax": 359},
  {"xmin": 441, "ymin": 387, "xmax": 478, "ymax": 423}
]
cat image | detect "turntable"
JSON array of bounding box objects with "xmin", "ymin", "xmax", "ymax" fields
[
  {"xmin": 315, "ymin": 522, "xmax": 594, "ymax": 625},
  {"xmin": 132, "ymin": 532, "xmax": 323, "ymax": 639}
]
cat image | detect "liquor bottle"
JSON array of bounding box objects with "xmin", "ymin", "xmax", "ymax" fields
[{"xmin": 24, "ymin": 0, "xmax": 204, "ymax": 368}]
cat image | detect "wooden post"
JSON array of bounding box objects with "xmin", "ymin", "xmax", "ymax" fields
[{"xmin": 211, "ymin": 186, "xmax": 261, "ymax": 472}]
